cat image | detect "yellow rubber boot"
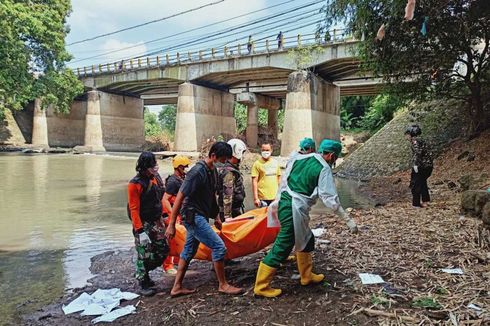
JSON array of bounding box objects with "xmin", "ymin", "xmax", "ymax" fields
[
  {"xmin": 253, "ymin": 262, "xmax": 282, "ymax": 298},
  {"xmin": 296, "ymin": 252, "xmax": 325, "ymax": 286}
]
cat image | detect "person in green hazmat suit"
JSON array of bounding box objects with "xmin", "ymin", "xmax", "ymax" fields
[{"xmin": 254, "ymin": 139, "xmax": 359, "ymax": 297}]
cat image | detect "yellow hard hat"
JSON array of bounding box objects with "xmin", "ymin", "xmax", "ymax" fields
[{"xmin": 172, "ymin": 155, "xmax": 191, "ymax": 169}]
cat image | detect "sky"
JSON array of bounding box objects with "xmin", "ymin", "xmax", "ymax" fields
[{"xmin": 65, "ymin": 0, "xmax": 328, "ymax": 69}]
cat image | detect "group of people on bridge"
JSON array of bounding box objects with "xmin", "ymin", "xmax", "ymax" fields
[{"xmin": 127, "ymin": 124, "xmax": 433, "ymax": 297}]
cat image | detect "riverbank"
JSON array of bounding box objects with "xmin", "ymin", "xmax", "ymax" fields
[
  {"xmin": 25, "ymin": 201, "xmax": 489, "ymax": 325},
  {"xmin": 21, "ymin": 131, "xmax": 490, "ymax": 325}
]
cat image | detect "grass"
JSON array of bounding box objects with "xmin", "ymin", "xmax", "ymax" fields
[{"xmin": 412, "ymin": 297, "xmax": 442, "ymax": 310}]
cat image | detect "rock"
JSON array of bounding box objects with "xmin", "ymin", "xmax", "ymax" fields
[
  {"xmin": 475, "ymin": 192, "xmax": 490, "ymax": 216},
  {"xmin": 447, "ymin": 181, "xmax": 457, "ymax": 190},
  {"xmin": 73, "ymin": 146, "xmax": 93, "ymax": 154},
  {"xmin": 461, "ymin": 190, "xmax": 490, "ymax": 218},
  {"xmin": 457, "ymin": 151, "xmax": 470, "ymax": 160},
  {"xmin": 461, "ymin": 191, "xmax": 478, "ymax": 212},
  {"xmin": 458, "ymin": 175, "xmax": 475, "ymax": 191},
  {"xmin": 467, "ymin": 152, "xmax": 476, "ymax": 161},
  {"xmin": 482, "ymin": 203, "xmax": 490, "ymax": 226}
]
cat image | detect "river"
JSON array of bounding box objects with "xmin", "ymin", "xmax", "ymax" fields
[{"xmin": 0, "ymin": 153, "xmax": 371, "ymax": 324}]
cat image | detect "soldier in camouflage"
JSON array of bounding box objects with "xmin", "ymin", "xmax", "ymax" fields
[
  {"xmin": 405, "ymin": 125, "xmax": 434, "ymax": 208},
  {"xmin": 217, "ymin": 139, "xmax": 248, "ymax": 220}
]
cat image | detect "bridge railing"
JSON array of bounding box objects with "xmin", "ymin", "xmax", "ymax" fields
[{"xmin": 73, "ymin": 29, "xmax": 356, "ymax": 77}]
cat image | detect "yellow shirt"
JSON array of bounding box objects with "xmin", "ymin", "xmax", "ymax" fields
[{"xmin": 251, "ymin": 157, "xmax": 281, "ymax": 200}]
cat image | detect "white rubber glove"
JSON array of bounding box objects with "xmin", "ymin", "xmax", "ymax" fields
[
  {"xmin": 413, "ymin": 166, "xmax": 419, "ymax": 173},
  {"xmin": 336, "ymin": 206, "xmax": 359, "ymax": 234},
  {"xmin": 139, "ymin": 232, "xmax": 151, "ymax": 245}
]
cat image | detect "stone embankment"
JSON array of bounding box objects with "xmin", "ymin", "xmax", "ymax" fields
[{"xmin": 337, "ymin": 99, "xmax": 468, "ymax": 179}]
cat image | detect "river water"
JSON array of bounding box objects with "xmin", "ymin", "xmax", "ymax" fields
[{"xmin": 0, "ymin": 153, "xmax": 371, "ymax": 323}]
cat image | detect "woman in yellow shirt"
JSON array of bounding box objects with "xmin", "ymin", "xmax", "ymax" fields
[{"xmin": 251, "ymin": 143, "xmax": 281, "ymax": 207}]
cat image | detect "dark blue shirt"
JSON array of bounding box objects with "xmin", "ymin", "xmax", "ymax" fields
[{"xmin": 180, "ymin": 161, "xmax": 219, "ymax": 220}]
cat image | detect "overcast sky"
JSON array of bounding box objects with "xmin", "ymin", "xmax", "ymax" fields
[{"xmin": 66, "ymin": 0, "xmax": 327, "ymax": 69}]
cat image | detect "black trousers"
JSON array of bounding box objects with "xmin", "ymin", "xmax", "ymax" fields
[{"xmin": 410, "ymin": 166, "xmax": 433, "ymax": 206}]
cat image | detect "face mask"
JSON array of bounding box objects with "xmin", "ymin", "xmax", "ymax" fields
[
  {"xmin": 261, "ymin": 151, "xmax": 272, "ymax": 159},
  {"xmin": 150, "ymin": 164, "xmax": 159, "ymax": 175}
]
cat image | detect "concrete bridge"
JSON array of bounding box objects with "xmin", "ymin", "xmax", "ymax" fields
[{"xmin": 30, "ymin": 33, "xmax": 381, "ymax": 155}]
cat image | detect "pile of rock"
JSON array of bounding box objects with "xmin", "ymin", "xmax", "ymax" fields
[{"xmin": 461, "ymin": 190, "xmax": 490, "ymax": 248}]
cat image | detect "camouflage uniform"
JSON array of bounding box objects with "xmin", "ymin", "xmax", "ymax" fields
[
  {"xmin": 410, "ymin": 137, "xmax": 434, "ymax": 207},
  {"xmin": 217, "ymin": 162, "xmax": 246, "ymax": 219},
  {"xmin": 134, "ymin": 219, "xmax": 169, "ymax": 280}
]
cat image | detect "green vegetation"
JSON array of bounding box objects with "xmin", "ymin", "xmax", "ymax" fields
[
  {"xmin": 287, "ymin": 44, "xmax": 325, "ymax": 71},
  {"xmin": 158, "ymin": 105, "xmax": 177, "ymax": 133},
  {"xmin": 412, "ymin": 297, "xmax": 442, "ymax": 310},
  {"xmin": 234, "ymin": 103, "xmax": 285, "ymax": 134},
  {"xmin": 341, "ymin": 94, "xmax": 406, "ymax": 133},
  {"xmin": 321, "ymin": 0, "xmax": 490, "ymax": 134},
  {"xmin": 0, "ymin": 0, "xmax": 83, "ymax": 115}
]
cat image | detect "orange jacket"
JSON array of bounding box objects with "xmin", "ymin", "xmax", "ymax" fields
[{"xmin": 127, "ymin": 177, "xmax": 165, "ymax": 231}]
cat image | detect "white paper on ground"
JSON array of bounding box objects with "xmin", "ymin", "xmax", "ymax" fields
[
  {"xmin": 92, "ymin": 305, "xmax": 136, "ymax": 324},
  {"xmin": 311, "ymin": 228, "xmax": 325, "ymax": 237},
  {"xmin": 317, "ymin": 239, "xmax": 331, "ymax": 245},
  {"xmin": 62, "ymin": 292, "xmax": 93, "ymax": 314},
  {"xmin": 359, "ymin": 273, "xmax": 385, "ymax": 285},
  {"xmin": 62, "ymin": 288, "xmax": 139, "ymax": 316},
  {"xmin": 441, "ymin": 268, "xmax": 464, "ymax": 275},
  {"xmin": 467, "ymin": 303, "xmax": 482, "ymax": 311},
  {"xmin": 291, "ymin": 274, "xmax": 301, "ymax": 280}
]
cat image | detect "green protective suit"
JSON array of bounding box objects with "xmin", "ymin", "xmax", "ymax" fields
[{"xmin": 263, "ymin": 155, "xmax": 327, "ymax": 268}]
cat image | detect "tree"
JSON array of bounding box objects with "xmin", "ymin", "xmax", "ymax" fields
[
  {"xmin": 320, "ymin": 0, "xmax": 490, "ymax": 133},
  {"xmin": 158, "ymin": 105, "xmax": 176, "ymax": 132},
  {"xmin": 0, "ymin": 0, "xmax": 83, "ymax": 116},
  {"xmin": 144, "ymin": 108, "xmax": 162, "ymax": 136}
]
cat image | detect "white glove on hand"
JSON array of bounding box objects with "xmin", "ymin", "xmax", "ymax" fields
[
  {"xmin": 413, "ymin": 165, "xmax": 419, "ymax": 173},
  {"xmin": 336, "ymin": 206, "xmax": 359, "ymax": 234},
  {"xmin": 139, "ymin": 232, "xmax": 151, "ymax": 245}
]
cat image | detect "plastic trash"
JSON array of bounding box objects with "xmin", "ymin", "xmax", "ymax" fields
[
  {"xmin": 359, "ymin": 273, "xmax": 385, "ymax": 285},
  {"xmin": 62, "ymin": 288, "xmax": 139, "ymax": 319},
  {"xmin": 62, "ymin": 292, "xmax": 93, "ymax": 315},
  {"xmin": 404, "ymin": 0, "xmax": 416, "ymax": 20},
  {"xmin": 91, "ymin": 305, "xmax": 136, "ymax": 324},
  {"xmin": 311, "ymin": 228, "xmax": 326, "ymax": 237},
  {"xmin": 441, "ymin": 268, "xmax": 464, "ymax": 275}
]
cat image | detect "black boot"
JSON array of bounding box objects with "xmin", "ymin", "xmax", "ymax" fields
[{"xmin": 139, "ymin": 274, "xmax": 156, "ymax": 296}]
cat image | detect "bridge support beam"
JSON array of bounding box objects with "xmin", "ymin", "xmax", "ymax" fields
[
  {"xmin": 174, "ymin": 83, "xmax": 236, "ymax": 151},
  {"xmin": 281, "ymin": 71, "xmax": 340, "ymax": 156},
  {"xmin": 268, "ymin": 109, "xmax": 278, "ymax": 141},
  {"xmin": 84, "ymin": 90, "xmax": 106, "ymax": 152},
  {"xmin": 236, "ymin": 92, "xmax": 280, "ymax": 147},
  {"xmin": 32, "ymin": 98, "xmax": 49, "ymax": 148}
]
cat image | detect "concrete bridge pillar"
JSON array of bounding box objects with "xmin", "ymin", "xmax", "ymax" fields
[
  {"xmin": 268, "ymin": 109, "xmax": 278, "ymax": 141},
  {"xmin": 281, "ymin": 71, "xmax": 340, "ymax": 157},
  {"xmin": 174, "ymin": 83, "xmax": 236, "ymax": 151},
  {"xmin": 31, "ymin": 98, "xmax": 49, "ymax": 147},
  {"xmin": 246, "ymin": 105, "xmax": 259, "ymax": 147},
  {"xmin": 236, "ymin": 92, "xmax": 280, "ymax": 148},
  {"xmin": 84, "ymin": 90, "xmax": 106, "ymax": 152}
]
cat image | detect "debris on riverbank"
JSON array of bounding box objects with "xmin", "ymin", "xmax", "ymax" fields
[{"xmin": 24, "ymin": 131, "xmax": 489, "ymax": 325}]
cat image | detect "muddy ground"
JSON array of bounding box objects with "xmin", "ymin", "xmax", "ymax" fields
[{"xmin": 24, "ymin": 133, "xmax": 490, "ymax": 325}]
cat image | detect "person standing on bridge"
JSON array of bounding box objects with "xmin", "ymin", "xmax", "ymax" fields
[
  {"xmin": 405, "ymin": 125, "xmax": 433, "ymax": 208},
  {"xmin": 217, "ymin": 139, "xmax": 248, "ymax": 220},
  {"xmin": 165, "ymin": 142, "xmax": 244, "ymax": 296},
  {"xmin": 161, "ymin": 155, "xmax": 191, "ymax": 274},
  {"xmin": 253, "ymin": 139, "xmax": 358, "ymax": 298},
  {"xmin": 252, "ymin": 143, "xmax": 281, "ymax": 208},
  {"xmin": 276, "ymin": 31, "xmax": 284, "ymax": 50},
  {"xmin": 127, "ymin": 152, "xmax": 169, "ymax": 296},
  {"xmin": 247, "ymin": 35, "xmax": 253, "ymax": 54}
]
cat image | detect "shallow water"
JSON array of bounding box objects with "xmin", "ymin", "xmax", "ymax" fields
[{"xmin": 0, "ymin": 153, "xmax": 371, "ymax": 323}]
